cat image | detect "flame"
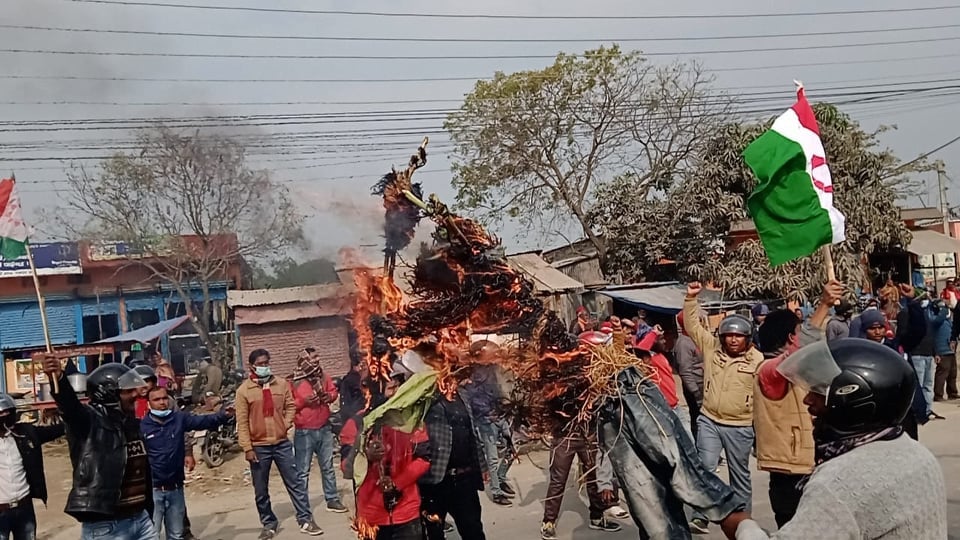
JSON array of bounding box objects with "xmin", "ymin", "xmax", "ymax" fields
[{"xmin": 352, "ymin": 516, "xmax": 379, "ymax": 540}]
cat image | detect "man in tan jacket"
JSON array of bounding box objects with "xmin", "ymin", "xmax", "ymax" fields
[
  {"xmin": 237, "ymin": 349, "xmax": 323, "ymax": 539},
  {"xmin": 753, "ymin": 280, "xmax": 843, "ymax": 528},
  {"xmin": 683, "ymin": 282, "xmax": 764, "ymax": 535}
]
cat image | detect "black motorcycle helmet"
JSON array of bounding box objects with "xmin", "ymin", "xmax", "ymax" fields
[
  {"xmin": 132, "ymin": 364, "xmax": 157, "ymax": 384},
  {"xmin": 0, "ymin": 393, "xmax": 16, "ymax": 430},
  {"xmin": 819, "ymin": 339, "xmax": 915, "ymax": 439},
  {"xmin": 88, "ymin": 363, "xmax": 148, "ymax": 408}
]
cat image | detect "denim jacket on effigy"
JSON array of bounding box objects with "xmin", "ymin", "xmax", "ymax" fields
[{"xmin": 600, "ymin": 367, "xmax": 745, "ymax": 540}]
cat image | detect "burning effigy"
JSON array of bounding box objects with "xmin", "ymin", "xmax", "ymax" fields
[{"xmin": 348, "ymin": 139, "xmax": 744, "ymax": 540}]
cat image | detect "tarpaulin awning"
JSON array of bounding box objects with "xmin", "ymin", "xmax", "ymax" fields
[
  {"xmin": 599, "ymin": 284, "xmax": 757, "ymax": 315},
  {"xmin": 94, "ymin": 315, "xmax": 191, "ymax": 345},
  {"xmin": 907, "ymin": 229, "xmax": 960, "ymax": 256}
]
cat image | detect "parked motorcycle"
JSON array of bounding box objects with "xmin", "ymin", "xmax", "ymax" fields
[{"xmin": 199, "ymin": 409, "xmax": 237, "ymax": 468}]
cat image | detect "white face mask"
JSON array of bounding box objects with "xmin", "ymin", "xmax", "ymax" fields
[{"xmin": 921, "ymin": 300, "xmax": 931, "ymax": 309}]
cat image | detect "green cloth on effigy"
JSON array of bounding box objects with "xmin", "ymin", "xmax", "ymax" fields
[{"xmin": 353, "ymin": 370, "xmax": 438, "ymax": 486}]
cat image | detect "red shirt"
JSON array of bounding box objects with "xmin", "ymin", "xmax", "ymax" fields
[
  {"xmin": 356, "ymin": 427, "xmax": 430, "ymax": 526},
  {"xmin": 293, "ymin": 377, "xmax": 339, "ymax": 429},
  {"xmin": 637, "ymin": 333, "xmax": 680, "ymax": 408},
  {"xmin": 135, "ymin": 397, "xmax": 149, "ymax": 420},
  {"xmin": 758, "ymin": 354, "xmax": 790, "ymax": 401}
]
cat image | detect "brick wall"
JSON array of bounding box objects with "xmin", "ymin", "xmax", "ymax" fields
[{"xmin": 237, "ymin": 316, "xmax": 350, "ymax": 379}]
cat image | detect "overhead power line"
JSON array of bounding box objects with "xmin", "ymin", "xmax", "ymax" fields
[
  {"xmin": 4, "ymin": 22, "xmax": 960, "ymax": 44},
  {"xmin": 64, "ymin": 0, "xmax": 960, "ymax": 20},
  {"xmin": 5, "ymin": 52, "xmax": 960, "ymax": 108}
]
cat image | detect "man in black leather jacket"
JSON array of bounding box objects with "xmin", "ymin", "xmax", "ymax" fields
[{"xmin": 41, "ymin": 354, "xmax": 158, "ymax": 540}]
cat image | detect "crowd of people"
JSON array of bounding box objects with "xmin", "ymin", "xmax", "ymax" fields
[{"xmin": 0, "ymin": 277, "xmax": 951, "ymax": 540}]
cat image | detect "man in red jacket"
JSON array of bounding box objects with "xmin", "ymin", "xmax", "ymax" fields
[
  {"xmin": 352, "ymin": 373, "xmax": 430, "ymax": 540},
  {"xmin": 292, "ymin": 348, "xmax": 347, "ymax": 513}
]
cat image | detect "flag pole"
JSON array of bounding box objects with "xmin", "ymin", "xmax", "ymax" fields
[
  {"xmin": 821, "ymin": 244, "xmax": 836, "ymax": 282},
  {"xmin": 23, "ymin": 220, "xmax": 58, "ymax": 393}
]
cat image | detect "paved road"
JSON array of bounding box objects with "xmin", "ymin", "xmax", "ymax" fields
[{"xmin": 40, "ymin": 400, "xmax": 960, "ymax": 539}]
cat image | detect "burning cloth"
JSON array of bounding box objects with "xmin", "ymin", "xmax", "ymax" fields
[{"xmin": 601, "ymin": 367, "xmax": 745, "ymax": 539}]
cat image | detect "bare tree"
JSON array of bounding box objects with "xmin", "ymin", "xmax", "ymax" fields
[
  {"xmin": 54, "ymin": 127, "xmax": 305, "ymax": 365},
  {"xmin": 445, "ymin": 46, "xmax": 734, "ymax": 265}
]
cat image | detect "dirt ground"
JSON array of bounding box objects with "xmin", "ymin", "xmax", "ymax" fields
[{"xmin": 34, "ymin": 401, "xmax": 960, "ymax": 539}]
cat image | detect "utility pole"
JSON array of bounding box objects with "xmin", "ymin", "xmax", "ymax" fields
[{"xmin": 937, "ymin": 159, "xmax": 949, "ymax": 235}]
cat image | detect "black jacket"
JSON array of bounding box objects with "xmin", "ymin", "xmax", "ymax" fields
[
  {"xmin": 7, "ymin": 422, "xmax": 65, "ymax": 504},
  {"xmin": 51, "ymin": 372, "xmax": 153, "ymax": 522}
]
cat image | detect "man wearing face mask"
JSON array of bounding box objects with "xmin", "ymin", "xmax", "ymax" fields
[
  {"xmin": 40, "ymin": 355, "xmax": 157, "ymax": 539},
  {"xmin": 683, "ymin": 282, "xmax": 765, "ymax": 535},
  {"xmin": 720, "ymin": 339, "xmax": 947, "ymax": 539},
  {"xmin": 236, "ymin": 349, "xmax": 322, "ymax": 539},
  {"xmin": 141, "ymin": 385, "xmax": 233, "ymax": 540},
  {"xmin": 0, "ymin": 393, "xmax": 65, "ymax": 540}
]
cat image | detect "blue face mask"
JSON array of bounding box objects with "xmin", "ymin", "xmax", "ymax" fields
[
  {"xmin": 150, "ymin": 408, "xmax": 172, "ymax": 418},
  {"xmin": 254, "ymin": 366, "xmax": 272, "ymax": 378}
]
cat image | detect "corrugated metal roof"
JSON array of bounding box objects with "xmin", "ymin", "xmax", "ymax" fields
[
  {"xmin": 908, "ymin": 229, "xmax": 960, "ymax": 255},
  {"xmin": 227, "ymin": 283, "xmax": 348, "ymax": 307},
  {"xmin": 599, "ymin": 284, "xmax": 755, "ymax": 315},
  {"xmin": 506, "ymin": 253, "xmax": 584, "ymax": 293},
  {"xmin": 733, "ymin": 207, "xmax": 943, "ymax": 233}
]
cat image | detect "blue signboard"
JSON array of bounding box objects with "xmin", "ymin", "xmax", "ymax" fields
[{"xmin": 0, "ymin": 242, "xmax": 82, "ymax": 278}]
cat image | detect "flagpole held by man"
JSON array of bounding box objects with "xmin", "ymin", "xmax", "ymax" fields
[{"xmin": 0, "ymin": 175, "xmax": 59, "ymax": 393}]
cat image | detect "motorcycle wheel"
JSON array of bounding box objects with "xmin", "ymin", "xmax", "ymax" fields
[{"xmin": 203, "ymin": 434, "xmax": 226, "ymax": 468}]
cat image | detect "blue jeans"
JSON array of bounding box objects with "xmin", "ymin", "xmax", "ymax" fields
[
  {"xmin": 600, "ymin": 368, "xmax": 743, "ymax": 538},
  {"xmin": 152, "ymin": 488, "xmax": 186, "ymax": 540},
  {"xmin": 693, "ymin": 415, "xmax": 755, "ymax": 520},
  {"xmin": 294, "ymin": 426, "xmax": 340, "ymax": 503},
  {"xmin": 475, "ymin": 418, "xmax": 512, "ymax": 498},
  {"xmin": 80, "ymin": 511, "xmax": 158, "ymax": 540},
  {"xmin": 911, "ymin": 355, "xmax": 934, "ymax": 414},
  {"xmin": 0, "ymin": 500, "xmax": 36, "ymax": 540},
  {"xmin": 251, "ymin": 440, "xmax": 314, "ymax": 530}
]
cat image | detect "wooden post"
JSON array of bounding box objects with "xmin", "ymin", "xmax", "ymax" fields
[
  {"xmin": 821, "ymin": 244, "xmax": 836, "ymax": 282},
  {"xmin": 25, "ymin": 242, "xmax": 58, "ymax": 393}
]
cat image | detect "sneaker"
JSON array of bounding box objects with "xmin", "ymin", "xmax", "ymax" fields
[
  {"xmin": 689, "ymin": 518, "xmax": 710, "ymax": 534},
  {"xmin": 326, "ymin": 500, "xmax": 349, "ymax": 513},
  {"xmin": 589, "ymin": 518, "xmax": 622, "ymax": 532},
  {"xmin": 540, "ymin": 521, "xmax": 558, "ymax": 540},
  {"xmin": 299, "ymin": 521, "xmax": 324, "ymax": 536},
  {"xmin": 605, "ymin": 505, "xmax": 629, "ymax": 520},
  {"xmin": 491, "ymin": 494, "xmax": 513, "ymax": 507},
  {"xmin": 501, "ymin": 483, "xmax": 517, "ymax": 497},
  {"xmin": 258, "ymin": 529, "xmax": 277, "ymax": 540}
]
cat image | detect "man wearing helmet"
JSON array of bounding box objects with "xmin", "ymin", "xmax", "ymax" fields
[
  {"xmin": 40, "ymin": 354, "xmax": 158, "ymax": 539},
  {"xmin": 683, "ymin": 282, "xmax": 764, "ymax": 535},
  {"xmin": 0, "ymin": 392, "xmax": 65, "ymax": 540},
  {"xmin": 721, "ymin": 339, "xmax": 947, "ymax": 539}
]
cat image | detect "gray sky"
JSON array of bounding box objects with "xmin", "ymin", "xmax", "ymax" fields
[{"xmin": 2, "ymin": 0, "xmax": 959, "ymax": 262}]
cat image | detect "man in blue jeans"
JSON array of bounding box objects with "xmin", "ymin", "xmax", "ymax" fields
[
  {"xmin": 683, "ymin": 282, "xmax": 765, "ymax": 535},
  {"xmin": 40, "ymin": 356, "xmax": 158, "ymax": 540},
  {"xmin": 141, "ymin": 385, "xmax": 233, "ymax": 540},
  {"xmin": 292, "ymin": 348, "xmax": 347, "ymax": 513},
  {"xmin": 897, "ymin": 291, "xmax": 943, "ymax": 418},
  {"xmin": 237, "ymin": 349, "xmax": 323, "ymax": 539},
  {"xmin": 462, "ymin": 355, "xmax": 513, "ymax": 507}
]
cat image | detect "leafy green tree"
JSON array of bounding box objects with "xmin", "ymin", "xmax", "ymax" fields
[
  {"xmin": 598, "ymin": 103, "xmax": 930, "ymax": 299},
  {"xmin": 445, "ymin": 46, "xmax": 731, "ymax": 266}
]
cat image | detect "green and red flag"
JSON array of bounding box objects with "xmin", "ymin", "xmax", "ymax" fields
[
  {"xmin": 743, "ymin": 86, "xmax": 845, "ymax": 266},
  {"xmin": 0, "ymin": 177, "xmax": 29, "ymax": 260}
]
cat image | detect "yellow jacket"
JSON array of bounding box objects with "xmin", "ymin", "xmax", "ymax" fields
[{"xmin": 682, "ymin": 297, "xmax": 764, "ymax": 427}]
